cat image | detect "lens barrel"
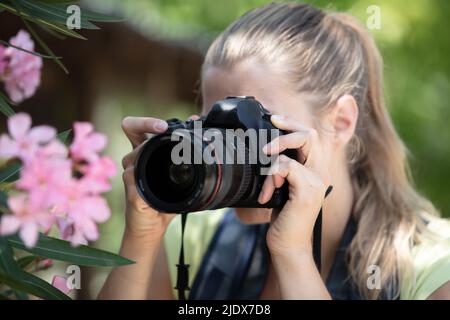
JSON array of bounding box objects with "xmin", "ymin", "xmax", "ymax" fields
[{"xmin": 135, "ymin": 129, "xmax": 255, "ymax": 213}]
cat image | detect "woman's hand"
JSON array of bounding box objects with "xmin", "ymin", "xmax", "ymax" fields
[
  {"xmin": 121, "ymin": 116, "xmax": 176, "ymax": 240},
  {"xmin": 259, "ymin": 115, "xmax": 331, "ymax": 257},
  {"xmin": 258, "ymin": 115, "xmax": 332, "ymax": 299}
]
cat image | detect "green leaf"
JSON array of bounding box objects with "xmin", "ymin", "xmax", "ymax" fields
[
  {"xmin": 0, "ymin": 237, "xmax": 69, "ymax": 300},
  {"xmin": 0, "ymin": 189, "xmax": 7, "ymax": 208},
  {"xmin": 0, "ymin": 292, "xmax": 11, "ymax": 300},
  {"xmin": 20, "ymin": 16, "xmax": 70, "ymax": 74},
  {"xmin": 14, "ymin": 289, "xmax": 29, "ymax": 300},
  {"xmin": 0, "ymin": 3, "xmax": 86, "ymax": 40},
  {"xmin": 0, "ymin": 93, "xmax": 15, "ymax": 117},
  {"xmin": 18, "ymin": 0, "xmax": 100, "ymax": 30},
  {"xmin": 17, "ymin": 255, "xmax": 37, "ymax": 269},
  {"xmin": 0, "ymin": 237, "xmax": 20, "ymax": 275},
  {"xmin": 0, "ymin": 270, "xmax": 70, "ymax": 300},
  {"xmin": 0, "ymin": 90, "xmax": 17, "ymax": 106},
  {"xmin": 58, "ymin": 129, "xmax": 71, "ymax": 143},
  {"xmin": 0, "ymin": 162, "xmax": 21, "ymax": 183},
  {"xmin": 0, "ymin": 39, "xmax": 62, "ymax": 59},
  {"xmin": 8, "ymin": 233, "xmax": 135, "ymax": 267}
]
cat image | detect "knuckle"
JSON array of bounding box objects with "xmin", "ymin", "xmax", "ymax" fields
[
  {"xmin": 122, "ymin": 167, "xmax": 134, "ymax": 182},
  {"xmin": 122, "ymin": 152, "xmax": 134, "ymax": 169},
  {"xmin": 121, "ymin": 155, "xmax": 128, "ymax": 169},
  {"xmin": 286, "ymin": 158, "xmax": 298, "ymax": 170},
  {"xmin": 278, "ymin": 154, "xmax": 290, "ymax": 163}
]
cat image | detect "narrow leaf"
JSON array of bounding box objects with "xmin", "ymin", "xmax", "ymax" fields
[
  {"xmin": 0, "ymin": 93, "xmax": 15, "ymax": 117},
  {"xmin": 0, "ymin": 237, "xmax": 20, "ymax": 275},
  {"xmin": 0, "ymin": 162, "xmax": 21, "ymax": 183},
  {"xmin": 8, "ymin": 233, "xmax": 135, "ymax": 267},
  {"xmin": 18, "ymin": 0, "xmax": 100, "ymax": 30},
  {"xmin": 0, "ymin": 270, "xmax": 70, "ymax": 300},
  {"xmin": 0, "ymin": 189, "xmax": 7, "ymax": 208},
  {"xmin": 0, "ymin": 3, "xmax": 86, "ymax": 39},
  {"xmin": 0, "ymin": 39, "xmax": 61, "ymax": 59},
  {"xmin": 21, "ymin": 17, "xmax": 69, "ymax": 74},
  {"xmin": 58, "ymin": 129, "xmax": 71, "ymax": 143},
  {"xmin": 17, "ymin": 255, "xmax": 37, "ymax": 269}
]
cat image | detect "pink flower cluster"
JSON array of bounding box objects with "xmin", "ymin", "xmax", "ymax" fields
[
  {"xmin": 0, "ymin": 30, "xmax": 42, "ymax": 103},
  {"xmin": 0, "ymin": 113, "xmax": 116, "ymax": 247}
]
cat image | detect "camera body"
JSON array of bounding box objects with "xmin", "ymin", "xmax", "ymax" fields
[{"xmin": 135, "ymin": 96, "xmax": 295, "ymax": 213}]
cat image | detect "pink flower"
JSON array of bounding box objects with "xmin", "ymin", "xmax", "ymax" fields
[
  {"xmin": 1, "ymin": 30, "xmax": 42, "ymax": 103},
  {"xmin": 17, "ymin": 154, "xmax": 72, "ymax": 208},
  {"xmin": 0, "ymin": 113, "xmax": 57, "ymax": 163},
  {"xmin": 58, "ymin": 180, "xmax": 111, "ymax": 246},
  {"xmin": 0, "ymin": 113, "xmax": 116, "ymax": 248},
  {"xmin": 70, "ymin": 122, "xmax": 107, "ymax": 163},
  {"xmin": 0, "ymin": 195, "xmax": 54, "ymax": 248},
  {"xmin": 79, "ymin": 156, "xmax": 117, "ymax": 193},
  {"xmin": 51, "ymin": 275, "xmax": 71, "ymax": 294}
]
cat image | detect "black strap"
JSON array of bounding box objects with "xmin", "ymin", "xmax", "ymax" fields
[
  {"xmin": 175, "ymin": 213, "xmax": 190, "ymax": 300},
  {"xmin": 312, "ymin": 185, "xmax": 333, "ymax": 273}
]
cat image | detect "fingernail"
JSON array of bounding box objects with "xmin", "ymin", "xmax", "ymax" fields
[
  {"xmin": 271, "ymin": 115, "xmax": 284, "ymax": 122},
  {"xmin": 262, "ymin": 143, "xmax": 271, "ymax": 154},
  {"xmin": 155, "ymin": 120, "xmax": 167, "ymax": 131}
]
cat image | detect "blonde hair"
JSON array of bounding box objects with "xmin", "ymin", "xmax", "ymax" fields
[{"xmin": 201, "ymin": 2, "xmax": 440, "ymax": 299}]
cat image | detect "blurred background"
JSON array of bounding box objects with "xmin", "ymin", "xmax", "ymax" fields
[{"xmin": 1, "ymin": 0, "xmax": 449, "ymax": 299}]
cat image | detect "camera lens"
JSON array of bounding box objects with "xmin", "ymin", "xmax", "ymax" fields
[
  {"xmin": 169, "ymin": 163, "xmax": 194, "ymax": 186},
  {"xmin": 134, "ymin": 130, "xmax": 257, "ymax": 213}
]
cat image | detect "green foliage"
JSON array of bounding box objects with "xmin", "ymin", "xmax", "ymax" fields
[
  {"xmin": 7, "ymin": 234, "xmax": 134, "ymax": 267},
  {"xmin": 0, "ymin": 0, "xmax": 121, "ymax": 112},
  {"xmin": 0, "ymin": 237, "xmax": 70, "ymax": 300}
]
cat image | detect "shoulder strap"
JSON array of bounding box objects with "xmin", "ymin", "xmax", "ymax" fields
[{"xmin": 189, "ymin": 210, "xmax": 269, "ymax": 299}]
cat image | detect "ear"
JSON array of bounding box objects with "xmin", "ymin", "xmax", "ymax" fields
[{"xmin": 327, "ymin": 95, "xmax": 358, "ymax": 147}]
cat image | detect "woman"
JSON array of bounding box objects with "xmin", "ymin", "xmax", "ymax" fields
[{"xmin": 99, "ymin": 3, "xmax": 450, "ymax": 300}]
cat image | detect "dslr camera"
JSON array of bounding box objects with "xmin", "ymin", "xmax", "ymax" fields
[{"xmin": 134, "ymin": 96, "xmax": 295, "ymax": 213}]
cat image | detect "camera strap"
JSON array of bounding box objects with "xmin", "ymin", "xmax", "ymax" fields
[
  {"xmin": 175, "ymin": 185, "xmax": 333, "ymax": 300},
  {"xmin": 313, "ymin": 185, "xmax": 334, "ymax": 273},
  {"xmin": 175, "ymin": 212, "xmax": 190, "ymax": 300}
]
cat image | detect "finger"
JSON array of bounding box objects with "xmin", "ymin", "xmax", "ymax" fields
[
  {"xmin": 122, "ymin": 166, "xmax": 144, "ymax": 205},
  {"xmin": 122, "ymin": 144, "xmax": 144, "ymax": 169},
  {"xmin": 258, "ymin": 173, "xmax": 286, "ymax": 204},
  {"xmin": 263, "ymin": 131, "xmax": 310, "ymax": 164},
  {"xmin": 258, "ymin": 175, "xmax": 276, "ymax": 204},
  {"xmin": 121, "ymin": 116, "xmax": 168, "ymax": 148},
  {"xmin": 258, "ymin": 155, "xmax": 298, "ymax": 204},
  {"xmin": 268, "ymin": 155, "xmax": 304, "ymax": 190},
  {"xmin": 270, "ymin": 115, "xmax": 321, "ymax": 169},
  {"xmin": 122, "ymin": 166, "xmax": 135, "ymax": 188},
  {"xmin": 273, "ymin": 174, "xmax": 285, "ymax": 189}
]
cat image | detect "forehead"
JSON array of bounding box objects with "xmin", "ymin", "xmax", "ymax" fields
[{"xmin": 201, "ymin": 59, "xmax": 295, "ymax": 115}]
